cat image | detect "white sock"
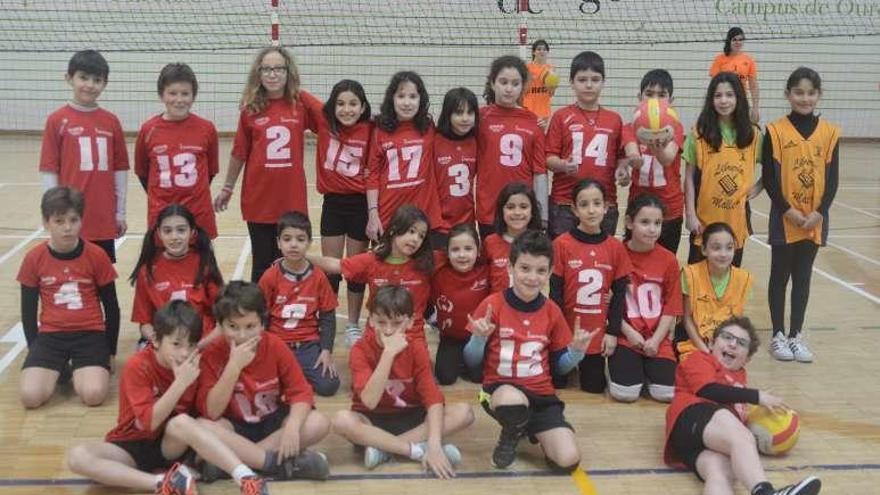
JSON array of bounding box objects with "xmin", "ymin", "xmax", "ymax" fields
[
  {"xmin": 408, "ymin": 442, "xmax": 425, "ymax": 461},
  {"xmin": 232, "ymin": 464, "xmax": 256, "ymax": 483}
]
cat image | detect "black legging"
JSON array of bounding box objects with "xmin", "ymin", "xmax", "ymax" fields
[
  {"xmin": 434, "ymin": 336, "xmax": 482, "ymax": 385},
  {"xmin": 246, "ymin": 222, "xmax": 281, "ymax": 283},
  {"xmin": 768, "ymin": 240, "xmax": 819, "ymax": 337}
]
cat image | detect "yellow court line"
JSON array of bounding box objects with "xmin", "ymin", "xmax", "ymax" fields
[{"xmin": 571, "ymin": 467, "xmax": 598, "ymax": 495}]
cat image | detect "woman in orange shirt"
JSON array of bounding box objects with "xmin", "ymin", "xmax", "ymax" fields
[
  {"xmin": 710, "ymin": 27, "xmax": 760, "ymax": 123},
  {"xmin": 523, "ymin": 39, "xmax": 556, "ymax": 131}
]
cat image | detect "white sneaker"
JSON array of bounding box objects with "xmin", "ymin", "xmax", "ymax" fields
[
  {"xmin": 769, "ymin": 333, "xmax": 794, "ymax": 361},
  {"xmin": 788, "ymin": 336, "xmax": 814, "ymax": 363},
  {"xmin": 414, "ymin": 442, "xmax": 462, "ymax": 466},
  {"xmin": 345, "ymin": 324, "xmax": 363, "ymax": 347},
  {"xmin": 364, "ymin": 447, "xmax": 392, "ymax": 469}
]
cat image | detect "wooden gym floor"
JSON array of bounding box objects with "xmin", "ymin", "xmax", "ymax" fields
[{"xmin": 0, "ymin": 135, "xmax": 877, "ymax": 494}]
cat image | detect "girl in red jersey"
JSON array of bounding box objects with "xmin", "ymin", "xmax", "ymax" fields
[
  {"xmin": 482, "ymin": 182, "xmax": 543, "ymax": 293},
  {"xmin": 432, "ymin": 87, "xmax": 479, "ymax": 245},
  {"xmin": 130, "ymin": 204, "xmax": 223, "ymax": 350},
  {"xmin": 311, "ymin": 205, "xmax": 434, "ymax": 347},
  {"xmin": 550, "ymin": 179, "xmax": 632, "ymax": 393},
  {"xmin": 431, "ymin": 223, "xmax": 490, "ymax": 385},
  {"xmin": 313, "ymin": 79, "xmax": 373, "ymax": 345},
  {"xmin": 365, "ymin": 71, "xmax": 440, "ymax": 244},
  {"xmin": 476, "ymin": 55, "xmax": 548, "ymax": 238},
  {"xmin": 135, "ymin": 63, "xmax": 219, "ymax": 239},
  {"xmin": 665, "ymin": 317, "xmax": 822, "ymax": 495},
  {"xmin": 213, "ymin": 46, "xmax": 321, "ymax": 283},
  {"xmin": 608, "ymin": 194, "xmax": 682, "ymax": 403}
]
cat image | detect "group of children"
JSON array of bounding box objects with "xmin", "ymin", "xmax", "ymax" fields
[{"xmin": 17, "ymin": 44, "xmax": 839, "ymax": 495}]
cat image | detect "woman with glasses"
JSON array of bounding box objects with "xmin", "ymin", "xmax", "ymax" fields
[{"xmin": 710, "ymin": 27, "xmax": 761, "ymax": 123}]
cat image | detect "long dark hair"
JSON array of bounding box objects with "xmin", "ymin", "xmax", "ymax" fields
[
  {"xmin": 374, "ymin": 204, "xmax": 433, "ymax": 274},
  {"xmin": 493, "ymin": 182, "xmax": 542, "ymax": 235},
  {"xmin": 129, "ymin": 204, "xmax": 223, "ymax": 288},
  {"xmin": 376, "ymin": 71, "xmax": 432, "ymax": 134},
  {"xmin": 696, "ymin": 72, "xmax": 754, "ymax": 152},
  {"xmin": 437, "ymin": 87, "xmax": 479, "ymax": 140},
  {"xmin": 483, "ymin": 55, "xmax": 528, "ymax": 105},
  {"xmin": 723, "ymin": 27, "xmax": 744, "ymax": 56},
  {"xmin": 323, "ymin": 79, "xmax": 371, "ymax": 137}
]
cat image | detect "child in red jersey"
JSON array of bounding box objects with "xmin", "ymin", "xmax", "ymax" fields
[
  {"xmin": 68, "ymin": 301, "xmax": 268, "ymax": 495},
  {"xmin": 259, "ymin": 211, "xmax": 339, "ymax": 397},
  {"xmin": 311, "ymin": 204, "xmax": 434, "ymax": 347},
  {"xmin": 365, "ymin": 71, "xmax": 440, "ymax": 243},
  {"xmin": 213, "ymin": 46, "xmax": 321, "ymax": 283},
  {"xmin": 312, "ymin": 79, "xmax": 373, "ymax": 345},
  {"xmin": 620, "ymin": 69, "xmax": 686, "ymax": 255},
  {"xmin": 196, "ymin": 282, "xmax": 331, "ymax": 481},
  {"xmin": 665, "ymin": 317, "xmax": 822, "ymax": 495},
  {"xmin": 431, "ymin": 223, "xmax": 490, "ymax": 384},
  {"xmin": 131, "ymin": 204, "xmax": 223, "ymax": 350},
  {"xmin": 476, "ymin": 55, "xmax": 548, "ymax": 237},
  {"xmin": 432, "ymin": 87, "xmax": 479, "ymax": 244},
  {"xmin": 482, "ymin": 182, "xmax": 543, "ymax": 293},
  {"xmin": 465, "ymin": 230, "xmax": 595, "ymax": 471},
  {"xmin": 332, "ymin": 285, "xmax": 474, "ymax": 478},
  {"xmin": 39, "ymin": 50, "xmax": 129, "ymax": 263},
  {"xmin": 608, "ymin": 194, "xmax": 681, "ymax": 403},
  {"xmin": 135, "ymin": 63, "xmax": 219, "ymax": 239},
  {"xmin": 546, "ymin": 51, "xmax": 626, "ymax": 238},
  {"xmin": 550, "ymin": 179, "xmax": 632, "ymax": 393},
  {"xmin": 18, "ymin": 187, "xmax": 119, "ymax": 409}
]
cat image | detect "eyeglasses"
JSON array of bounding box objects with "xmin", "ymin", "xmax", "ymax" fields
[
  {"xmin": 717, "ymin": 329, "xmax": 750, "ymax": 349},
  {"xmin": 732, "ymin": 36, "xmax": 745, "ymax": 42},
  {"xmin": 259, "ymin": 65, "xmax": 288, "ymax": 76}
]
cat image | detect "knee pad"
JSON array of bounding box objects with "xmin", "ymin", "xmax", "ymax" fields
[
  {"xmin": 347, "ymin": 281, "xmax": 366, "ymax": 294},
  {"xmin": 327, "ymin": 273, "xmax": 342, "ymax": 294},
  {"xmin": 648, "ymin": 383, "xmax": 675, "ymax": 403},
  {"xmin": 608, "ymin": 381, "xmax": 642, "ymax": 403},
  {"xmin": 494, "ymin": 404, "xmax": 530, "ymax": 430}
]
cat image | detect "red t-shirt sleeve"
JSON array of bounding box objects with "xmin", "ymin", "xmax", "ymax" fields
[
  {"xmin": 16, "ymin": 250, "xmax": 39, "ymax": 287},
  {"xmin": 545, "ymin": 112, "xmax": 565, "ymax": 157},
  {"xmin": 207, "ymin": 122, "xmax": 220, "ymax": 177},
  {"xmin": 349, "ymin": 342, "xmax": 373, "ymax": 398},
  {"xmin": 196, "ymin": 344, "xmax": 225, "ymax": 417},
  {"xmin": 131, "ymin": 269, "xmax": 154, "ymax": 324},
  {"xmin": 276, "ymin": 338, "xmax": 315, "ymax": 406},
  {"xmin": 413, "ymin": 344, "xmax": 444, "ymax": 407},
  {"xmin": 231, "ymin": 109, "xmax": 251, "ymax": 162},
  {"xmin": 679, "ymin": 352, "xmax": 717, "ymax": 393},
  {"xmin": 316, "ymin": 271, "xmax": 339, "ymax": 312},
  {"xmin": 39, "ymin": 115, "xmax": 61, "ymax": 173},
  {"xmin": 531, "ymin": 127, "xmax": 547, "ymax": 175},
  {"xmin": 621, "ymin": 122, "xmax": 637, "ymax": 148},
  {"xmin": 613, "ymin": 242, "xmax": 634, "ymax": 281},
  {"xmin": 340, "ymin": 253, "xmax": 373, "ymax": 284},
  {"xmin": 134, "ymin": 123, "xmax": 150, "ymax": 179},
  {"xmin": 663, "ymin": 255, "xmax": 684, "ymax": 316},
  {"xmin": 111, "ymin": 116, "xmax": 130, "ymax": 171},
  {"xmin": 364, "ymin": 130, "xmax": 382, "ymax": 191},
  {"xmin": 93, "ymin": 248, "xmax": 118, "ymax": 287},
  {"xmin": 121, "ymin": 362, "xmax": 161, "ymax": 433},
  {"xmin": 548, "ymin": 302, "xmax": 573, "ymax": 351},
  {"xmin": 299, "ymin": 91, "xmax": 323, "ymax": 134}
]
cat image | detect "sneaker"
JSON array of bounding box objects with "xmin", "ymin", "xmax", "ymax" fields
[
  {"xmin": 769, "ymin": 333, "xmax": 794, "ymax": 361},
  {"xmin": 788, "ymin": 336, "xmax": 814, "ymax": 363},
  {"xmin": 345, "ymin": 324, "xmax": 363, "ymax": 347},
  {"xmin": 491, "ymin": 426, "xmax": 522, "ymax": 469},
  {"xmin": 199, "ymin": 461, "xmax": 230, "ymax": 483},
  {"xmin": 772, "ymin": 475, "xmax": 822, "ymax": 495},
  {"xmin": 156, "ymin": 463, "xmax": 197, "ymax": 495},
  {"xmin": 364, "ymin": 446, "xmax": 392, "ymax": 469},
  {"xmin": 414, "ymin": 442, "xmax": 462, "ymax": 466},
  {"xmin": 239, "ymin": 476, "xmax": 268, "ymax": 495},
  {"xmin": 279, "ymin": 450, "xmax": 330, "ymax": 481}
]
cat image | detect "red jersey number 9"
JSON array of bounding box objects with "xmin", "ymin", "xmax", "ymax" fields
[{"xmin": 499, "ymin": 134, "xmax": 523, "ymax": 167}]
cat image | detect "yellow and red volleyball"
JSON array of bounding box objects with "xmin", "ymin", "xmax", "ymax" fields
[
  {"xmin": 746, "ymin": 406, "xmax": 801, "ymax": 456},
  {"xmin": 543, "ymin": 70, "xmax": 560, "ymax": 89},
  {"xmin": 633, "ymin": 98, "xmax": 679, "ymax": 144}
]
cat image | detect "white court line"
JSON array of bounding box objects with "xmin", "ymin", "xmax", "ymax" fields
[
  {"xmin": 835, "ymin": 201, "xmax": 880, "ymax": 221},
  {"xmin": 0, "ymin": 323, "xmax": 26, "ymax": 377},
  {"xmin": 838, "ymin": 185, "xmax": 880, "ymax": 190},
  {"xmin": 232, "ymin": 238, "xmax": 252, "ymax": 280},
  {"xmin": 0, "ymin": 227, "xmax": 43, "ymax": 267}
]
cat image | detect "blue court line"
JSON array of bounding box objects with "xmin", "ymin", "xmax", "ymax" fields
[{"xmin": 2, "ymin": 463, "xmax": 879, "ymax": 487}]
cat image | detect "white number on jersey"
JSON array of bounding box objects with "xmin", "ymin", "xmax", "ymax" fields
[
  {"xmin": 386, "ymin": 145, "xmax": 423, "ymax": 182},
  {"xmin": 625, "ymin": 282, "xmax": 663, "ymax": 319},
  {"xmin": 266, "ymin": 125, "xmax": 291, "ymax": 162},
  {"xmin": 169, "ymin": 289, "xmax": 188, "ymax": 302},
  {"xmin": 576, "ymin": 268, "xmax": 604, "ymax": 310},
  {"xmin": 281, "ymin": 303, "xmax": 308, "ymax": 329},
  {"xmin": 156, "ymin": 152, "xmax": 198, "ymax": 188},
  {"xmin": 323, "ymin": 137, "xmax": 363, "ymax": 177},
  {"xmin": 233, "ymin": 390, "xmax": 280, "ymax": 422},
  {"xmin": 53, "ymin": 281, "xmax": 83, "ymax": 310},
  {"xmin": 499, "ymin": 133, "xmax": 524, "ymax": 167},
  {"xmin": 570, "ymin": 132, "xmax": 609, "ymax": 167},
  {"xmin": 447, "ymin": 163, "xmax": 471, "ymax": 197},
  {"xmin": 78, "ymin": 136, "xmax": 109, "ymax": 171},
  {"xmin": 497, "ymin": 339, "xmax": 544, "ymax": 378},
  {"xmin": 637, "ymin": 154, "xmax": 667, "ymax": 187}
]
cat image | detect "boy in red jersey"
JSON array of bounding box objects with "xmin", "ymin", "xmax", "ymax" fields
[
  {"xmin": 259, "ymin": 211, "xmax": 340, "ymax": 396},
  {"xmin": 18, "ymin": 187, "xmax": 119, "ymax": 409},
  {"xmin": 39, "ymin": 49, "xmax": 127, "ymax": 359},
  {"xmin": 135, "ymin": 63, "xmax": 219, "ymax": 238},
  {"xmin": 196, "ymin": 281, "xmax": 331, "ymax": 481},
  {"xmin": 620, "ymin": 69, "xmax": 686, "ymax": 255},
  {"xmin": 464, "ymin": 230, "xmax": 595, "ymax": 471},
  {"xmin": 665, "ymin": 317, "xmax": 822, "ymax": 495},
  {"xmin": 68, "ymin": 301, "xmax": 268, "ymax": 495},
  {"xmin": 546, "ymin": 51, "xmax": 626, "ymax": 238},
  {"xmin": 332, "ymin": 285, "xmax": 474, "ymax": 478}
]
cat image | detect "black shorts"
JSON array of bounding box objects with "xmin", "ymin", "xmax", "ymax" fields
[
  {"xmin": 320, "ymin": 193, "xmax": 368, "ymax": 241},
  {"xmin": 363, "ymin": 407, "xmax": 427, "ymax": 436},
  {"xmin": 669, "ymin": 402, "xmax": 725, "ymax": 475},
  {"xmin": 111, "ymin": 437, "xmax": 186, "ymax": 472},
  {"xmin": 230, "ymin": 405, "xmax": 290, "ymax": 443},
  {"xmin": 481, "ymin": 382, "xmax": 573, "ymax": 442},
  {"xmin": 22, "ymin": 331, "xmax": 110, "ymax": 372}
]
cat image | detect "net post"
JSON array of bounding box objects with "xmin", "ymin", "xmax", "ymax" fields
[{"xmin": 270, "ymin": 0, "xmax": 280, "ymax": 46}]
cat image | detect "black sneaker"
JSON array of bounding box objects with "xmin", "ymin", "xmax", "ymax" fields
[
  {"xmin": 491, "ymin": 426, "xmax": 522, "ymax": 469},
  {"xmin": 199, "ymin": 461, "xmax": 230, "ymax": 483},
  {"xmin": 279, "ymin": 450, "xmax": 330, "ymax": 481},
  {"xmin": 772, "ymin": 476, "xmax": 821, "ymax": 495}
]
